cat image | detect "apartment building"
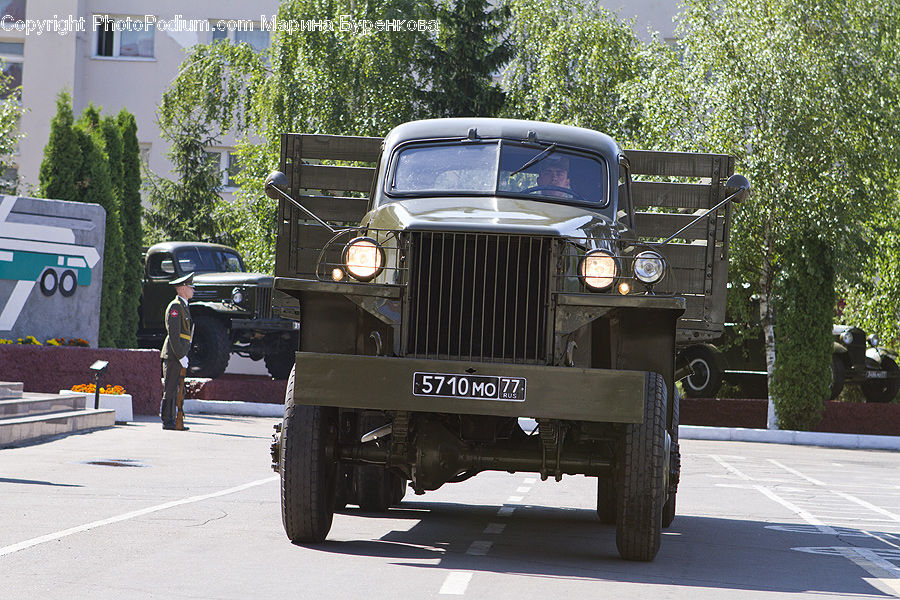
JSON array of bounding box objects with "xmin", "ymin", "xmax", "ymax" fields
[{"xmin": 1, "ymin": 0, "xmax": 679, "ymax": 195}]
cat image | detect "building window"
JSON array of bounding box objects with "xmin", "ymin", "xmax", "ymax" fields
[
  {"xmin": 205, "ymin": 149, "xmax": 241, "ymax": 189},
  {"xmin": 0, "ymin": 41, "xmax": 22, "ymax": 97},
  {"xmin": 94, "ymin": 15, "xmax": 155, "ymax": 59},
  {"xmin": 0, "ymin": 0, "xmax": 25, "ymax": 21},
  {"xmin": 211, "ymin": 23, "xmax": 270, "ymax": 52}
]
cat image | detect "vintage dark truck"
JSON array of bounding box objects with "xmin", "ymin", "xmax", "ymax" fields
[
  {"xmin": 266, "ymin": 118, "xmax": 747, "ymax": 561},
  {"xmin": 137, "ymin": 241, "xmax": 299, "ymax": 379}
]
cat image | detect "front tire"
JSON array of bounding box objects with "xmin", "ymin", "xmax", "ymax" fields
[
  {"xmin": 280, "ymin": 366, "xmax": 338, "ymax": 542},
  {"xmin": 829, "ymin": 354, "xmax": 846, "ymax": 400},
  {"xmin": 862, "ymin": 356, "xmax": 900, "ymax": 403},
  {"xmin": 663, "ymin": 386, "xmax": 680, "ymax": 528},
  {"xmin": 616, "ymin": 372, "xmax": 667, "ymax": 561},
  {"xmin": 188, "ymin": 314, "xmax": 230, "ymax": 378}
]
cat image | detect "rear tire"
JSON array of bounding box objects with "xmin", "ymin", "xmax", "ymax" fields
[
  {"xmin": 616, "ymin": 372, "xmax": 667, "ymax": 561},
  {"xmin": 354, "ymin": 413, "xmax": 405, "ymax": 511},
  {"xmin": 663, "ymin": 386, "xmax": 680, "ymax": 528},
  {"xmin": 829, "ymin": 354, "xmax": 845, "ymax": 400},
  {"xmin": 280, "ymin": 366, "xmax": 338, "ymax": 542},
  {"xmin": 681, "ymin": 346, "xmax": 723, "ymax": 398}
]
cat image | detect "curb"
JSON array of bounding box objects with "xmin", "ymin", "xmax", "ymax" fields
[
  {"xmin": 184, "ymin": 399, "xmax": 284, "ymax": 418},
  {"xmin": 680, "ymin": 425, "xmax": 900, "ymax": 451},
  {"xmin": 182, "ymin": 402, "xmax": 900, "ymax": 451}
]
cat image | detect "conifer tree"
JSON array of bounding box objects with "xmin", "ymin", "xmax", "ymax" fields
[
  {"xmin": 117, "ymin": 110, "xmax": 143, "ymax": 348},
  {"xmin": 38, "ymin": 91, "xmax": 82, "ymax": 200}
]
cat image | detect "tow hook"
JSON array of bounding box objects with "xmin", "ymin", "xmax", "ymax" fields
[{"xmin": 270, "ymin": 423, "xmax": 282, "ymax": 472}]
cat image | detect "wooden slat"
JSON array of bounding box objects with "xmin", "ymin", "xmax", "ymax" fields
[
  {"xmin": 634, "ymin": 212, "xmax": 724, "ymax": 241},
  {"xmin": 625, "ymin": 149, "xmax": 733, "ymax": 178},
  {"xmin": 299, "ymin": 164, "xmax": 375, "ymax": 193},
  {"xmin": 653, "ymin": 267, "xmax": 706, "ymax": 295},
  {"xmin": 632, "ymin": 181, "xmax": 716, "ymax": 210},
  {"xmin": 297, "ymin": 195, "xmax": 369, "ymax": 223},
  {"xmin": 296, "ymin": 134, "xmax": 383, "ymax": 163}
]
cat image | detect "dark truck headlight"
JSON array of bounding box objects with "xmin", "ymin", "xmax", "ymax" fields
[
  {"xmin": 343, "ymin": 237, "xmax": 384, "ymax": 282},
  {"xmin": 633, "ymin": 250, "xmax": 666, "ymax": 284},
  {"xmin": 579, "ymin": 250, "xmax": 617, "ymax": 291}
]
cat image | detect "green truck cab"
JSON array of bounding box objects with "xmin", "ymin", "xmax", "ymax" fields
[
  {"xmin": 267, "ymin": 118, "xmax": 747, "ymax": 561},
  {"xmin": 137, "ymin": 241, "xmax": 299, "ymax": 379}
]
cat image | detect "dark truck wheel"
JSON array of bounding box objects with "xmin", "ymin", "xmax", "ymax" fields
[
  {"xmin": 188, "ymin": 314, "xmax": 230, "ymax": 378},
  {"xmin": 265, "ymin": 350, "xmax": 295, "ymax": 380},
  {"xmin": 280, "ymin": 366, "xmax": 338, "ymax": 542},
  {"xmin": 663, "ymin": 386, "xmax": 681, "ymax": 528},
  {"xmin": 616, "ymin": 372, "xmax": 667, "ymax": 562},
  {"xmin": 354, "ymin": 413, "xmax": 406, "ymax": 511},
  {"xmin": 596, "ymin": 476, "xmax": 616, "ymax": 524},
  {"xmin": 862, "ymin": 356, "xmax": 900, "ymax": 403},
  {"xmin": 829, "ymin": 354, "xmax": 846, "ymax": 400},
  {"xmin": 681, "ymin": 345, "xmax": 723, "ymax": 398}
]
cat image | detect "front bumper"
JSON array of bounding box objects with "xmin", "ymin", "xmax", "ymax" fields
[{"xmin": 292, "ymin": 352, "xmax": 647, "ymax": 423}]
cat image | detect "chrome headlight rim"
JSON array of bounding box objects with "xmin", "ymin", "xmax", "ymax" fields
[
  {"xmin": 579, "ymin": 249, "xmax": 618, "ymax": 291},
  {"xmin": 342, "ymin": 236, "xmax": 385, "ymax": 282},
  {"xmin": 840, "ymin": 330, "xmax": 854, "ymax": 345},
  {"xmin": 231, "ymin": 286, "xmax": 245, "ymax": 305},
  {"xmin": 633, "ymin": 250, "xmax": 666, "ymax": 284}
]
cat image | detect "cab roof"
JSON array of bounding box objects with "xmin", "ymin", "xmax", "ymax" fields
[{"xmin": 383, "ymin": 118, "xmax": 621, "ymax": 159}]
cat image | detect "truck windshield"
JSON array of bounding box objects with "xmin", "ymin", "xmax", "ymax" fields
[
  {"xmin": 388, "ymin": 140, "xmax": 609, "ymax": 207},
  {"xmin": 175, "ymin": 247, "xmax": 244, "ymax": 273}
]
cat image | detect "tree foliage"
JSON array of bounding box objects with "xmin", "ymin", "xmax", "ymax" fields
[
  {"xmin": 117, "ymin": 110, "xmax": 143, "ymax": 348},
  {"xmin": 38, "ymin": 92, "xmax": 82, "ymax": 201},
  {"xmin": 0, "ymin": 61, "xmax": 22, "ymax": 193},
  {"xmin": 423, "ymin": 0, "xmax": 510, "ymax": 117}
]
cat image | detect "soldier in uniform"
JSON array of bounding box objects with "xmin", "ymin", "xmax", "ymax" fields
[{"xmin": 161, "ymin": 273, "xmax": 194, "ymax": 430}]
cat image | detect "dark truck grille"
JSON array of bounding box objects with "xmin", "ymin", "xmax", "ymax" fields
[
  {"xmin": 406, "ymin": 232, "xmax": 552, "ymax": 363},
  {"xmin": 255, "ymin": 287, "xmax": 273, "ymax": 318}
]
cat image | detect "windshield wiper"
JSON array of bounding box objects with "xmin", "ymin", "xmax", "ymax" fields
[{"xmin": 510, "ymin": 143, "xmax": 558, "ymax": 176}]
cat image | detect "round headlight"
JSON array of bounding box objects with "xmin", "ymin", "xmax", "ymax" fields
[
  {"xmin": 343, "ymin": 237, "xmax": 384, "ymax": 281},
  {"xmin": 868, "ymin": 334, "xmax": 880, "ymax": 347},
  {"xmin": 231, "ymin": 287, "xmax": 244, "ymax": 305},
  {"xmin": 579, "ymin": 250, "xmax": 617, "ymax": 291},
  {"xmin": 633, "ymin": 250, "xmax": 666, "ymax": 284},
  {"xmin": 841, "ymin": 330, "xmax": 854, "ymax": 345}
]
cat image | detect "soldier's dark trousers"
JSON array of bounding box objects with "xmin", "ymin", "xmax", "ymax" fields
[{"xmin": 161, "ymin": 357, "xmax": 182, "ymax": 426}]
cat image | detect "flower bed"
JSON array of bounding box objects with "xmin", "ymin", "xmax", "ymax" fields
[{"xmin": 0, "ymin": 345, "xmax": 161, "ymax": 416}]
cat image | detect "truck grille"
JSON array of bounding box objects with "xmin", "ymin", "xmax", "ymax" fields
[
  {"xmin": 255, "ymin": 287, "xmax": 273, "ymax": 319},
  {"xmin": 406, "ymin": 232, "xmax": 551, "ymax": 363}
]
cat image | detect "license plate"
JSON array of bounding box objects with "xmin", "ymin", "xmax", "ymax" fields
[
  {"xmin": 413, "ymin": 372, "xmax": 526, "ymax": 402},
  {"xmin": 866, "ymin": 371, "xmax": 887, "ymax": 379}
]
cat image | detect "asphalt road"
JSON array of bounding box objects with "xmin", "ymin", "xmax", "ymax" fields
[{"xmin": 3, "ymin": 415, "xmax": 900, "ymax": 599}]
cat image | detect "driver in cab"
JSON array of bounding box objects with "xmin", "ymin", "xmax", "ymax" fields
[{"xmin": 536, "ymin": 155, "xmax": 571, "ymax": 198}]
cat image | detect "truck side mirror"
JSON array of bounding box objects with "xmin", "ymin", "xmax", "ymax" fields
[
  {"xmin": 724, "ymin": 174, "xmax": 750, "ymax": 203},
  {"xmin": 265, "ymin": 171, "xmax": 290, "ymax": 200}
]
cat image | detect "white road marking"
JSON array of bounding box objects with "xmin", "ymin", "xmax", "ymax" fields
[
  {"xmin": 516, "ymin": 487, "xmax": 531, "ymax": 493},
  {"xmin": 710, "ymin": 455, "xmax": 754, "ymax": 481},
  {"xmin": 833, "ymin": 491, "xmax": 900, "ymax": 523},
  {"xmin": 507, "ymin": 495, "xmax": 524, "ymax": 502},
  {"xmin": 483, "ymin": 523, "xmax": 506, "ymax": 535},
  {"xmin": 496, "ymin": 506, "xmax": 516, "ymax": 517},
  {"xmin": 752, "ymin": 485, "xmax": 837, "ymax": 535},
  {"xmin": 523, "ymin": 477, "xmax": 537, "ymax": 484},
  {"xmin": 439, "ymin": 571, "xmax": 473, "ymax": 595},
  {"xmin": 795, "ymin": 546, "xmax": 900, "ymax": 597},
  {"xmin": 466, "ymin": 540, "xmax": 492, "ymax": 556},
  {"xmin": 767, "ymin": 459, "xmax": 827, "ymax": 486},
  {"xmin": 0, "ymin": 476, "xmax": 277, "ymax": 558}
]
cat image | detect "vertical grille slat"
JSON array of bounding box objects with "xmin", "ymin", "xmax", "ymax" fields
[
  {"xmin": 255, "ymin": 287, "xmax": 273, "ymax": 319},
  {"xmin": 407, "ymin": 232, "xmax": 551, "ymax": 364}
]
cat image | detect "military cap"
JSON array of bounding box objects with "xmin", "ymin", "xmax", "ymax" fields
[{"xmin": 170, "ymin": 273, "xmax": 194, "ymax": 287}]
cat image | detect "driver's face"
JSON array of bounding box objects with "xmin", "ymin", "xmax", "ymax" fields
[{"xmin": 537, "ymin": 166, "xmax": 569, "ymax": 191}]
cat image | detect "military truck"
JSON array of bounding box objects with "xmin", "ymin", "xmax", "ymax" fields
[
  {"xmin": 137, "ymin": 241, "xmax": 299, "ymax": 379},
  {"xmin": 266, "ymin": 118, "xmax": 748, "ymax": 561}
]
